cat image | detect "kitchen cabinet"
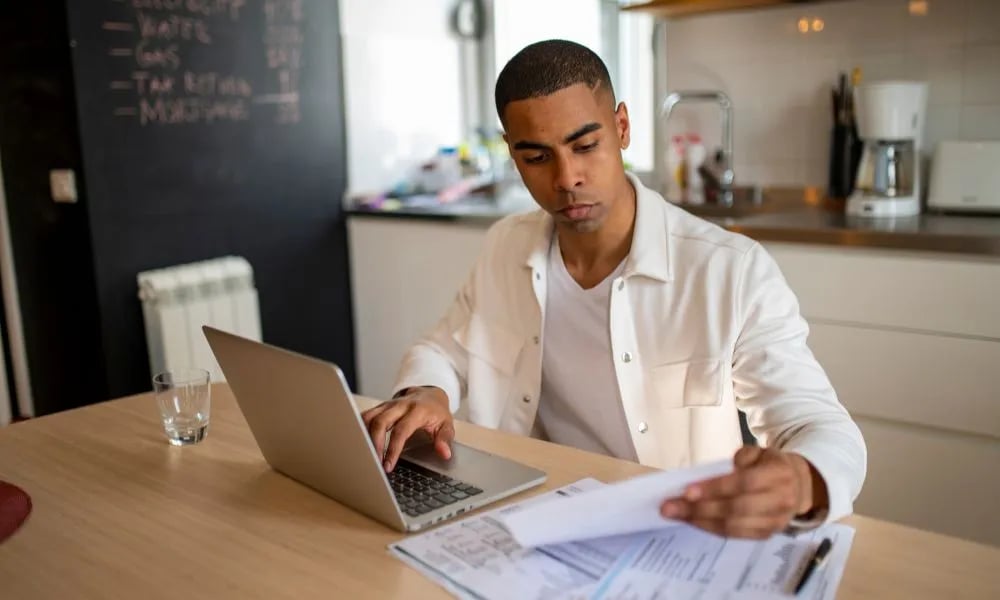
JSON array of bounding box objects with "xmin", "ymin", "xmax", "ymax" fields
[
  {"xmin": 621, "ymin": 0, "xmax": 834, "ymax": 19},
  {"xmin": 347, "ymin": 217, "xmax": 485, "ymax": 401},
  {"xmin": 764, "ymin": 242, "xmax": 1000, "ymax": 547}
]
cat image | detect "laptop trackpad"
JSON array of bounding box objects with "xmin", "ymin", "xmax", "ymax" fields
[{"xmin": 402, "ymin": 442, "xmax": 495, "ymax": 484}]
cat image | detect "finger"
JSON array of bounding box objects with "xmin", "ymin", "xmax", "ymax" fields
[
  {"xmin": 685, "ymin": 462, "xmax": 791, "ymax": 501},
  {"xmin": 660, "ymin": 499, "xmax": 692, "ymax": 520},
  {"xmin": 681, "ymin": 489, "xmax": 795, "ymax": 521},
  {"xmin": 361, "ymin": 402, "xmax": 392, "ymax": 427},
  {"xmin": 734, "ymin": 445, "xmax": 764, "ymax": 468},
  {"xmin": 433, "ymin": 422, "xmax": 455, "ymax": 460},
  {"xmin": 689, "ymin": 514, "xmax": 789, "ymax": 539},
  {"xmin": 368, "ymin": 402, "xmax": 409, "ymax": 460},
  {"xmin": 383, "ymin": 412, "xmax": 428, "ymax": 472}
]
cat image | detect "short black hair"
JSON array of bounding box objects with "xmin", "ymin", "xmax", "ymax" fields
[{"xmin": 494, "ymin": 39, "xmax": 614, "ymax": 124}]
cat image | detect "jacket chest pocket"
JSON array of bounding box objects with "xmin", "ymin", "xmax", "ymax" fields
[{"xmin": 650, "ymin": 358, "xmax": 728, "ymax": 408}]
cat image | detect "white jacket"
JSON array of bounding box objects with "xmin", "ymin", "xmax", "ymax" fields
[{"xmin": 394, "ymin": 174, "xmax": 866, "ymax": 523}]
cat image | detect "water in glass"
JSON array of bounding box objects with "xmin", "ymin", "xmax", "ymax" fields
[{"xmin": 153, "ymin": 368, "xmax": 211, "ymax": 446}]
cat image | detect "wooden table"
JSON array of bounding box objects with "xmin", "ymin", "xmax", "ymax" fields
[{"xmin": 1, "ymin": 385, "xmax": 998, "ymax": 599}]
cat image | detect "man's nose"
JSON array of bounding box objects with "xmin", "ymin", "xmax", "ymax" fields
[{"xmin": 552, "ymin": 153, "xmax": 584, "ymax": 192}]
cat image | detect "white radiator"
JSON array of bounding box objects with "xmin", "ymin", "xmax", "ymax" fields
[{"xmin": 138, "ymin": 256, "xmax": 262, "ymax": 384}]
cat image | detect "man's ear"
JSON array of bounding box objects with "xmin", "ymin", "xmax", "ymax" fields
[{"xmin": 615, "ymin": 102, "xmax": 631, "ymax": 150}]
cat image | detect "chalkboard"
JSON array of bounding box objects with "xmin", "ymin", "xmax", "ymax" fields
[{"xmin": 65, "ymin": 0, "xmax": 355, "ymax": 397}]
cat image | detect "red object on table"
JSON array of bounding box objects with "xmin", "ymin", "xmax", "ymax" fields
[{"xmin": 0, "ymin": 480, "xmax": 32, "ymax": 543}]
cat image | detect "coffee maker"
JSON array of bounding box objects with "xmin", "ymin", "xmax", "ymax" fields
[{"xmin": 847, "ymin": 81, "xmax": 928, "ymax": 218}]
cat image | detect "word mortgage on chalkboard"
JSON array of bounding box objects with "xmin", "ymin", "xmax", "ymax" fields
[{"xmin": 101, "ymin": 0, "xmax": 305, "ymax": 127}]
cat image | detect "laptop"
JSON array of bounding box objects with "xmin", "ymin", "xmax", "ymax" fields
[{"xmin": 203, "ymin": 326, "xmax": 547, "ymax": 532}]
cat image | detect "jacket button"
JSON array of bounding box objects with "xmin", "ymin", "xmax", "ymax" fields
[
  {"xmin": 535, "ymin": 272, "xmax": 541, "ymax": 281},
  {"xmin": 617, "ymin": 281, "xmax": 624, "ymax": 291},
  {"xmin": 638, "ymin": 421, "xmax": 648, "ymax": 434},
  {"xmin": 522, "ymin": 395, "xmax": 532, "ymax": 403},
  {"xmin": 622, "ymin": 352, "xmax": 633, "ymax": 363},
  {"xmin": 533, "ymin": 336, "xmax": 540, "ymax": 345}
]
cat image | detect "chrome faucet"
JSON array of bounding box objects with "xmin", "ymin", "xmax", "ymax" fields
[{"xmin": 660, "ymin": 90, "xmax": 735, "ymax": 205}]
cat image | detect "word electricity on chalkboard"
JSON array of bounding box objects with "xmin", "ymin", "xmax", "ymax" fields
[{"xmin": 98, "ymin": 0, "xmax": 304, "ymax": 127}]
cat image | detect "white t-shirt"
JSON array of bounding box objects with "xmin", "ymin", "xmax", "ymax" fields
[{"xmin": 533, "ymin": 237, "xmax": 638, "ymax": 462}]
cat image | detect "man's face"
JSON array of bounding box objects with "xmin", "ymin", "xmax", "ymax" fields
[{"xmin": 503, "ymin": 83, "xmax": 631, "ymax": 234}]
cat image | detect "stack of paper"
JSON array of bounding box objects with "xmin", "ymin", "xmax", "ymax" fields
[{"xmin": 390, "ymin": 463, "xmax": 854, "ymax": 600}]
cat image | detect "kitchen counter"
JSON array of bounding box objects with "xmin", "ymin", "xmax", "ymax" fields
[
  {"xmin": 346, "ymin": 195, "xmax": 518, "ymax": 224},
  {"xmin": 346, "ymin": 190, "xmax": 1000, "ymax": 257},
  {"xmin": 725, "ymin": 210, "xmax": 1000, "ymax": 256}
]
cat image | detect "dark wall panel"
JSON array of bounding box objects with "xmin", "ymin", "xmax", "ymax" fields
[
  {"xmin": 0, "ymin": 0, "xmax": 354, "ymax": 413},
  {"xmin": 0, "ymin": 1, "xmax": 108, "ymax": 415},
  {"xmin": 66, "ymin": 0, "xmax": 355, "ymax": 397}
]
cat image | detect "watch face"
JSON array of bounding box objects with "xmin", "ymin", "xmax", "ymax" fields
[{"xmin": 786, "ymin": 508, "xmax": 828, "ymax": 535}]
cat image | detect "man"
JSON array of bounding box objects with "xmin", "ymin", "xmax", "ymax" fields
[{"xmin": 363, "ymin": 40, "xmax": 866, "ymax": 539}]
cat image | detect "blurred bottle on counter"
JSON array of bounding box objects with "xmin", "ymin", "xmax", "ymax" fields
[
  {"xmin": 460, "ymin": 138, "xmax": 492, "ymax": 176},
  {"xmin": 663, "ymin": 135, "xmax": 685, "ymax": 203},
  {"xmin": 685, "ymin": 133, "xmax": 707, "ymax": 205},
  {"xmin": 438, "ymin": 147, "xmax": 462, "ymax": 186}
]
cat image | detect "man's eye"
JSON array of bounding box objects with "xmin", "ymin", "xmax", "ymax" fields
[
  {"xmin": 576, "ymin": 142, "xmax": 598, "ymax": 152},
  {"xmin": 524, "ymin": 154, "xmax": 546, "ymax": 164}
]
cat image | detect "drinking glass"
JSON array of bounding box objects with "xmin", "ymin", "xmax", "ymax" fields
[{"xmin": 153, "ymin": 368, "xmax": 211, "ymax": 445}]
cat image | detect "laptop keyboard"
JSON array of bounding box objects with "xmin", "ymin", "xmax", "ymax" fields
[{"xmin": 388, "ymin": 459, "xmax": 483, "ymax": 518}]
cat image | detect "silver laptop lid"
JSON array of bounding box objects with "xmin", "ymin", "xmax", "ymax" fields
[{"xmin": 203, "ymin": 326, "xmax": 406, "ymax": 531}]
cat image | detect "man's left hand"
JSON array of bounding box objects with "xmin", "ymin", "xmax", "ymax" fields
[{"xmin": 660, "ymin": 446, "xmax": 827, "ymax": 539}]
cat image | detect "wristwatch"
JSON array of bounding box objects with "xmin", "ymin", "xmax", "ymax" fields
[{"xmin": 784, "ymin": 507, "xmax": 828, "ymax": 535}]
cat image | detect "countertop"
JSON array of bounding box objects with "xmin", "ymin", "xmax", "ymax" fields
[
  {"xmin": 724, "ymin": 210, "xmax": 1000, "ymax": 255},
  {"xmin": 345, "ymin": 189, "xmax": 1000, "ymax": 257},
  {"xmin": 346, "ymin": 194, "xmax": 521, "ymax": 225}
]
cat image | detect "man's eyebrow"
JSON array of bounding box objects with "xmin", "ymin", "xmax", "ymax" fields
[
  {"xmin": 512, "ymin": 140, "xmax": 550, "ymax": 151},
  {"xmin": 512, "ymin": 122, "xmax": 603, "ymax": 151},
  {"xmin": 564, "ymin": 122, "xmax": 601, "ymax": 144}
]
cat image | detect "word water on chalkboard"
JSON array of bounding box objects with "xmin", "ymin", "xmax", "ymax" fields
[{"xmin": 103, "ymin": 0, "xmax": 304, "ymax": 127}]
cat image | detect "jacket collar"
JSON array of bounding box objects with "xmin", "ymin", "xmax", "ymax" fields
[
  {"xmin": 522, "ymin": 172, "xmax": 673, "ymax": 282},
  {"xmin": 623, "ymin": 172, "xmax": 673, "ymax": 282}
]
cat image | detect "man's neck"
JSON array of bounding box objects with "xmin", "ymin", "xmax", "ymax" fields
[{"xmin": 557, "ymin": 180, "xmax": 636, "ymax": 289}]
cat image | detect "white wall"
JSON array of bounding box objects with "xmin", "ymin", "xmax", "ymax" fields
[
  {"xmin": 660, "ymin": 0, "xmax": 1000, "ymax": 187},
  {"xmin": 340, "ymin": 0, "xmax": 465, "ymax": 195}
]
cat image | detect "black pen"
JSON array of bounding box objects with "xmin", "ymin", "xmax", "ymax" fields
[{"xmin": 794, "ymin": 537, "xmax": 833, "ymax": 595}]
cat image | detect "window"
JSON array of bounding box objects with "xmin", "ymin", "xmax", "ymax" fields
[{"xmin": 485, "ymin": 0, "xmax": 654, "ymax": 172}]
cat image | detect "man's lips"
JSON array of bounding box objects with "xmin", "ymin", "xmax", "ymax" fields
[{"xmin": 560, "ymin": 204, "xmax": 595, "ymax": 220}]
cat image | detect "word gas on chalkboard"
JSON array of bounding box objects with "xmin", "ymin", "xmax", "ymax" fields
[{"xmin": 104, "ymin": 0, "xmax": 303, "ymax": 126}]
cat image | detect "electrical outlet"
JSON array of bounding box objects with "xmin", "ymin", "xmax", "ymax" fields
[{"xmin": 50, "ymin": 169, "xmax": 78, "ymax": 203}]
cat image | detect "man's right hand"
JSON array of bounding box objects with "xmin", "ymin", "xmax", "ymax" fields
[{"xmin": 361, "ymin": 386, "xmax": 455, "ymax": 473}]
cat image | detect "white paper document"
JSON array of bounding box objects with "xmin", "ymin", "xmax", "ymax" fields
[
  {"xmin": 390, "ymin": 479, "xmax": 632, "ymax": 600},
  {"xmin": 390, "ymin": 475, "xmax": 854, "ymax": 600},
  {"xmin": 500, "ymin": 460, "xmax": 733, "ymax": 547},
  {"xmin": 590, "ymin": 522, "xmax": 855, "ymax": 600}
]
